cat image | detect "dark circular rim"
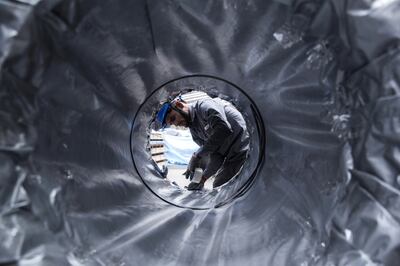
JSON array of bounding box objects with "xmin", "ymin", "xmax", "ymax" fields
[{"xmin": 129, "ymin": 74, "xmax": 266, "ymax": 210}]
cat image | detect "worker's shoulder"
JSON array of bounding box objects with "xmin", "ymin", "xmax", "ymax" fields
[
  {"xmin": 195, "ymin": 97, "xmax": 222, "ymax": 109},
  {"xmin": 192, "ymin": 98, "xmax": 212, "ymax": 110}
]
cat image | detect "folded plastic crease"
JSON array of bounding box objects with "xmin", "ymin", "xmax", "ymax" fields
[{"xmin": 0, "ymin": 0, "xmax": 399, "ymax": 265}]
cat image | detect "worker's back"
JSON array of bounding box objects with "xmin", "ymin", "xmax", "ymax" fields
[{"xmin": 189, "ymin": 98, "xmax": 250, "ymax": 159}]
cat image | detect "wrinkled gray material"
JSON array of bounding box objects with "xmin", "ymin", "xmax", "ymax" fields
[{"xmin": 1, "ymin": 0, "xmax": 400, "ymax": 265}]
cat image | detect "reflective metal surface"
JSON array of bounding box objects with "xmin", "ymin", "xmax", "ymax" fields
[{"xmin": 1, "ymin": 0, "xmax": 399, "ymax": 265}]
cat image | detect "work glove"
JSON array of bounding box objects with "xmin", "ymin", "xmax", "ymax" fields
[
  {"xmin": 186, "ymin": 181, "xmax": 204, "ymax": 191},
  {"xmin": 182, "ymin": 154, "xmax": 200, "ymax": 180}
]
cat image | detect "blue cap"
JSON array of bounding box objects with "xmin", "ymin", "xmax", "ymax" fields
[{"xmin": 156, "ymin": 102, "xmax": 171, "ymax": 128}]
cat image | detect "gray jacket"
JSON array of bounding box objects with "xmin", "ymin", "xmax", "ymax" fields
[{"xmin": 188, "ymin": 98, "xmax": 250, "ymax": 161}]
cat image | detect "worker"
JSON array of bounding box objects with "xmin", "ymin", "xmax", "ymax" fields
[{"xmin": 156, "ymin": 95, "xmax": 249, "ymax": 190}]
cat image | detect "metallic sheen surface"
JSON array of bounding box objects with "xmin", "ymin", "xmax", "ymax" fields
[{"xmin": 0, "ymin": 0, "xmax": 399, "ymax": 265}]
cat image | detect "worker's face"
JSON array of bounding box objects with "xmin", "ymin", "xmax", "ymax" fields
[
  {"xmin": 165, "ymin": 109, "xmax": 188, "ymax": 127},
  {"xmin": 165, "ymin": 101, "xmax": 189, "ymax": 127}
]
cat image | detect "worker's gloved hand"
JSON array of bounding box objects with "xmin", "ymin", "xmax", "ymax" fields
[
  {"xmin": 182, "ymin": 170, "xmax": 194, "ymax": 180},
  {"xmin": 186, "ymin": 181, "xmax": 204, "ymax": 191},
  {"xmin": 183, "ymin": 154, "xmax": 200, "ymax": 180}
]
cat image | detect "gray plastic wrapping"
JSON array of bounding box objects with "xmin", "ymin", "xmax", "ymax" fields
[{"xmin": 0, "ymin": 0, "xmax": 399, "ymax": 265}]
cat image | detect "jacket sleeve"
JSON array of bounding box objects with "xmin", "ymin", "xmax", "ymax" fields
[
  {"xmin": 190, "ymin": 130, "xmax": 204, "ymax": 147},
  {"xmin": 195, "ymin": 102, "xmax": 233, "ymax": 158}
]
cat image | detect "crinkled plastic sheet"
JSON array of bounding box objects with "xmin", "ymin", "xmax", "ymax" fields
[{"xmin": 0, "ymin": 0, "xmax": 399, "ymax": 265}]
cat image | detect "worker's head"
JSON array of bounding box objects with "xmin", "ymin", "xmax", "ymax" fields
[{"xmin": 156, "ymin": 99, "xmax": 190, "ymax": 128}]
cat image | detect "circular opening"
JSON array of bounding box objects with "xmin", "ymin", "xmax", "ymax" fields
[{"xmin": 130, "ymin": 75, "xmax": 265, "ymax": 209}]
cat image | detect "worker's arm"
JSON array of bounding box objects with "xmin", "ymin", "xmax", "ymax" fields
[
  {"xmin": 187, "ymin": 153, "xmax": 224, "ymax": 191},
  {"xmin": 195, "ymin": 105, "xmax": 233, "ymax": 158},
  {"xmin": 190, "ymin": 131, "xmax": 204, "ymax": 147}
]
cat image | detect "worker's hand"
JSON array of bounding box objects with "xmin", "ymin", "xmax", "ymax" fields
[
  {"xmin": 183, "ymin": 154, "xmax": 200, "ymax": 180},
  {"xmin": 186, "ymin": 181, "xmax": 204, "ymax": 191},
  {"xmin": 182, "ymin": 169, "xmax": 194, "ymax": 180}
]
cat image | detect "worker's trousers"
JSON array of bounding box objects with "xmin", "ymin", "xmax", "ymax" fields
[{"xmin": 197, "ymin": 150, "xmax": 248, "ymax": 188}]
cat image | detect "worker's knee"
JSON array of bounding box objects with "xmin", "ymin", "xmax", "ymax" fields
[
  {"xmin": 212, "ymin": 156, "xmax": 247, "ymax": 188},
  {"xmin": 213, "ymin": 172, "xmax": 235, "ymax": 188},
  {"xmin": 213, "ymin": 176, "xmax": 230, "ymax": 188}
]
